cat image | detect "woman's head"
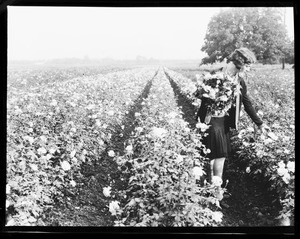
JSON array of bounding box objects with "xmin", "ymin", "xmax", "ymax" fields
[{"xmin": 227, "ymin": 48, "xmax": 256, "ymax": 70}]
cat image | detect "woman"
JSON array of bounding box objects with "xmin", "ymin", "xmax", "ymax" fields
[{"xmin": 196, "ymin": 47, "xmax": 269, "ymax": 189}]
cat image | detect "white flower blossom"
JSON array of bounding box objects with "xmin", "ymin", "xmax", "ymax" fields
[
  {"xmin": 30, "ymin": 164, "xmax": 38, "ymax": 171},
  {"xmin": 103, "ymin": 186, "xmax": 111, "ymax": 197},
  {"xmin": 278, "ymin": 161, "xmax": 286, "ymax": 169},
  {"xmin": 286, "ymin": 161, "xmax": 295, "ymax": 173},
  {"xmin": 175, "ymin": 154, "xmax": 184, "ymax": 164},
  {"xmin": 282, "ymin": 173, "xmax": 291, "ymax": 184},
  {"xmin": 6, "ymin": 184, "xmax": 11, "ymax": 194},
  {"xmin": 107, "ymin": 110, "xmax": 115, "ymax": 116},
  {"xmin": 70, "ymin": 180, "xmax": 76, "ymax": 187},
  {"xmin": 167, "ymin": 111, "xmax": 178, "ymax": 119},
  {"xmin": 211, "ymin": 176, "xmax": 223, "ymax": 187},
  {"xmin": 192, "ymin": 166, "xmax": 204, "ymax": 180},
  {"xmin": 246, "ymin": 167, "xmax": 251, "ymax": 173},
  {"xmin": 61, "ymin": 161, "xmax": 71, "ymax": 171},
  {"xmin": 109, "ymin": 201, "xmax": 120, "ymax": 216},
  {"xmin": 151, "ymin": 127, "xmax": 167, "ymax": 138},
  {"xmin": 125, "ymin": 145, "xmax": 133, "ymax": 154},
  {"xmin": 277, "ymin": 167, "xmax": 288, "ymax": 177},
  {"xmin": 212, "ymin": 211, "xmax": 223, "ymax": 223},
  {"xmin": 24, "ymin": 136, "xmax": 34, "ymax": 144},
  {"xmin": 37, "ymin": 147, "xmax": 47, "ymax": 155},
  {"xmin": 196, "ymin": 122, "xmax": 210, "ymax": 132},
  {"xmin": 108, "ymin": 150, "xmax": 115, "ymax": 157}
]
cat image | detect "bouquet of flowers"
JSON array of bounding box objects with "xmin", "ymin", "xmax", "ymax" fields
[{"xmin": 194, "ymin": 72, "xmax": 240, "ymax": 117}]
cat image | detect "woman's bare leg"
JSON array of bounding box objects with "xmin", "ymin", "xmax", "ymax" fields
[
  {"xmin": 213, "ymin": 157, "xmax": 226, "ymax": 179},
  {"xmin": 210, "ymin": 159, "xmax": 215, "ymax": 183}
]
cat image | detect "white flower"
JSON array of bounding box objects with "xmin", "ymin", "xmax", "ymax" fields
[
  {"xmin": 109, "ymin": 201, "xmax": 120, "ymax": 216},
  {"xmin": 219, "ymin": 95, "xmax": 228, "ymax": 101},
  {"xmin": 134, "ymin": 112, "xmax": 141, "ymax": 117},
  {"xmin": 278, "ymin": 161, "xmax": 286, "ymax": 169},
  {"xmin": 286, "ymin": 161, "xmax": 295, "ymax": 173},
  {"xmin": 167, "ymin": 111, "xmax": 178, "ymax": 119},
  {"xmin": 125, "ymin": 145, "xmax": 133, "ymax": 154},
  {"xmin": 175, "ymin": 154, "xmax": 184, "ymax": 164},
  {"xmin": 107, "ymin": 110, "xmax": 114, "ymax": 116},
  {"xmin": 6, "ymin": 184, "xmax": 11, "ymax": 194},
  {"xmin": 282, "ymin": 173, "xmax": 291, "ymax": 184},
  {"xmin": 257, "ymin": 110, "xmax": 264, "ymax": 116},
  {"xmin": 61, "ymin": 161, "xmax": 71, "ymax": 171},
  {"xmin": 24, "ymin": 136, "xmax": 34, "ymax": 144},
  {"xmin": 212, "ymin": 211, "xmax": 223, "ymax": 223},
  {"xmin": 136, "ymin": 127, "xmax": 143, "ymax": 133},
  {"xmin": 277, "ymin": 167, "xmax": 288, "ymax": 177},
  {"xmin": 70, "ymin": 150, "xmax": 76, "ymax": 158},
  {"xmin": 267, "ymin": 132, "xmax": 278, "ymax": 141},
  {"xmin": 246, "ymin": 167, "xmax": 251, "ymax": 173},
  {"xmin": 153, "ymin": 142, "xmax": 161, "ymax": 151},
  {"xmin": 30, "ymin": 164, "xmax": 38, "ymax": 171},
  {"xmin": 95, "ymin": 119, "xmax": 101, "ymax": 127},
  {"xmin": 108, "ymin": 150, "xmax": 115, "ymax": 157},
  {"xmin": 103, "ymin": 186, "xmax": 111, "ymax": 197},
  {"xmin": 211, "ymin": 176, "xmax": 223, "ymax": 187},
  {"xmin": 37, "ymin": 147, "xmax": 47, "ymax": 155},
  {"xmin": 151, "ymin": 127, "xmax": 167, "ymax": 138},
  {"xmin": 40, "ymin": 135, "xmax": 47, "ymax": 143},
  {"xmin": 86, "ymin": 104, "xmax": 95, "ymax": 110},
  {"xmin": 50, "ymin": 100, "xmax": 57, "ymax": 106},
  {"xmin": 196, "ymin": 122, "xmax": 210, "ymax": 132},
  {"xmin": 247, "ymin": 127, "xmax": 255, "ymax": 132},
  {"xmin": 192, "ymin": 166, "xmax": 204, "ymax": 180},
  {"xmin": 6, "ymin": 200, "xmax": 10, "ymax": 208},
  {"xmin": 70, "ymin": 180, "xmax": 76, "ymax": 187}
]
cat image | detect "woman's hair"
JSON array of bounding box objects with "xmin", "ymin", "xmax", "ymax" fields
[{"xmin": 227, "ymin": 47, "xmax": 257, "ymax": 66}]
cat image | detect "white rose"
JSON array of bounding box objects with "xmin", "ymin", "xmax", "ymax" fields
[
  {"xmin": 70, "ymin": 180, "xmax": 76, "ymax": 187},
  {"xmin": 277, "ymin": 167, "xmax": 288, "ymax": 177},
  {"xmin": 212, "ymin": 211, "xmax": 223, "ymax": 223},
  {"xmin": 151, "ymin": 127, "xmax": 167, "ymax": 138},
  {"xmin": 103, "ymin": 186, "xmax": 111, "ymax": 197},
  {"xmin": 196, "ymin": 122, "xmax": 210, "ymax": 132},
  {"xmin": 109, "ymin": 201, "xmax": 120, "ymax": 216},
  {"xmin": 246, "ymin": 167, "xmax": 251, "ymax": 173},
  {"xmin": 108, "ymin": 150, "xmax": 115, "ymax": 157},
  {"xmin": 286, "ymin": 161, "xmax": 295, "ymax": 173},
  {"xmin": 211, "ymin": 176, "xmax": 223, "ymax": 187},
  {"xmin": 192, "ymin": 166, "xmax": 204, "ymax": 180},
  {"xmin": 37, "ymin": 147, "xmax": 47, "ymax": 155},
  {"xmin": 30, "ymin": 164, "xmax": 38, "ymax": 171},
  {"xmin": 61, "ymin": 161, "xmax": 71, "ymax": 171},
  {"xmin": 125, "ymin": 145, "xmax": 133, "ymax": 154}
]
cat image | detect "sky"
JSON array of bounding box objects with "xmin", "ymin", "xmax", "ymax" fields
[{"xmin": 7, "ymin": 6, "xmax": 294, "ymax": 61}]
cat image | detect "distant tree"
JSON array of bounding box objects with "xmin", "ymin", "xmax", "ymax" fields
[
  {"xmin": 201, "ymin": 7, "xmax": 291, "ymax": 65},
  {"xmin": 282, "ymin": 40, "xmax": 294, "ymax": 64}
]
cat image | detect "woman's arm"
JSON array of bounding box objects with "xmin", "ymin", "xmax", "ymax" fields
[
  {"xmin": 240, "ymin": 79, "xmax": 263, "ymax": 126},
  {"xmin": 196, "ymin": 98, "xmax": 208, "ymax": 123}
]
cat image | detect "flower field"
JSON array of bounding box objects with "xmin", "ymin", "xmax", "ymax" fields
[{"xmin": 6, "ymin": 64, "xmax": 294, "ymax": 227}]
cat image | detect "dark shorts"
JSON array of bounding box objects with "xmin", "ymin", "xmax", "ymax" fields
[{"xmin": 204, "ymin": 116, "xmax": 231, "ymax": 160}]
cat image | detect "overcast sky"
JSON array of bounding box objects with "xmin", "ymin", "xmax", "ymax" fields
[{"xmin": 7, "ymin": 6, "xmax": 294, "ymax": 61}]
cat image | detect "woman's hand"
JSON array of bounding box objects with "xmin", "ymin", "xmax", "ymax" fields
[{"xmin": 257, "ymin": 123, "xmax": 271, "ymax": 135}]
